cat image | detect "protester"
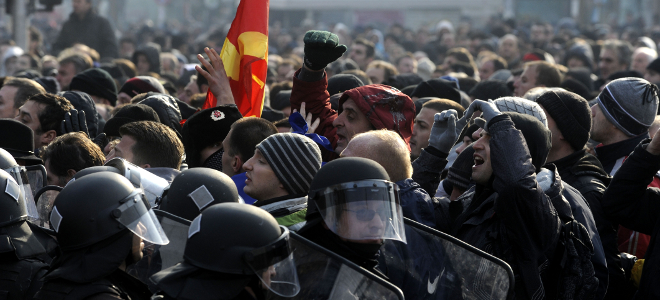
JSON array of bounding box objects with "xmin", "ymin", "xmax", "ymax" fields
[
  {"xmin": 591, "ymin": 77, "xmax": 659, "ymax": 260},
  {"xmin": 409, "ymin": 98, "xmax": 464, "ymax": 160},
  {"xmin": 246, "ymin": 133, "xmax": 322, "ymax": 231},
  {"xmin": 40, "ymin": 132, "xmax": 105, "ymax": 186},
  {"xmin": 513, "ymin": 61, "xmax": 563, "ymax": 97},
  {"xmin": 15, "ymin": 93, "xmax": 73, "ymax": 150},
  {"xmin": 55, "ymin": 54, "xmax": 93, "ymax": 90},
  {"xmin": 0, "ymin": 77, "xmax": 46, "ymax": 118},
  {"xmin": 69, "ymin": 68, "xmax": 118, "ymax": 107}
]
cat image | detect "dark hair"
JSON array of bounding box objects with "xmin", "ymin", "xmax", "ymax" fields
[
  {"xmin": 118, "ymin": 121, "xmax": 184, "ymax": 169},
  {"xmin": 272, "ymin": 118, "xmax": 291, "ymax": 129},
  {"xmin": 189, "ymin": 93, "xmax": 207, "ymax": 109},
  {"xmin": 526, "ymin": 61, "xmax": 562, "ymax": 88},
  {"xmin": 395, "ymin": 53, "xmax": 415, "ymax": 67},
  {"xmin": 113, "ymin": 58, "xmax": 137, "ymax": 78},
  {"xmin": 270, "ymin": 81, "xmax": 293, "ymax": 100},
  {"xmin": 602, "ymin": 39, "xmax": 634, "ymax": 68},
  {"xmin": 3, "ymin": 77, "xmax": 46, "ymax": 109},
  {"xmin": 341, "ymin": 69, "xmax": 372, "ymax": 85},
  {"xmin": 227, "ymin": 117, "xmax": 277, "ymax": 162},
  {"xmin": 58, "ymin": 54, "xmax": 93, "ymax": 74},
  {"xmin": 422, "ymin": 99, "xmax": 465, "ymax": 117},
  {"xmin": 21, "ymin": 53, "xmax": 41, "ymax": 71},
  {"xmin": 486, "ymin": 55, "xmax": 508, "ymax": 71},
  {"xmin": 353, "ymin": 38, "xmax": 375, "ymax": 58},
  {"xmin": 28, "ymin": 93, "xmax": 73, "ymax": 135},
  {"xmin": 40, "ymin": 132, "xmax": 105, "ymax": 184}
]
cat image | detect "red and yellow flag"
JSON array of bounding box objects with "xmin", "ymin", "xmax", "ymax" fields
[{"xmin": 202, "ymin": 0, "xmax": 269, "ymax": 117}]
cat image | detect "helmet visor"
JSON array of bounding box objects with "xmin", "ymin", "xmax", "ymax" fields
[
  {"xmin": 245, "ymin": 226, "xmax": 300, "ymax": 297},
  {"xmin": 4, "ymin": 166, "xmax": 39, "ymax": 221},
  {"xmin": 114, "ymin": 190, "xmax": 170, "ymax": 245},
  {"xmin": 313, "ymin": 180, "xmax": 406, "ymax": 243},
  {"xmin": 105, "ymin": 158, "xmax": 170, "ymax": 207}
]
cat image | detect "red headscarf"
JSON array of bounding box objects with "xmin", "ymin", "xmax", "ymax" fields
[{"xmin": 338, "ymin": 84, "xmax": 415, "ymax": 148}]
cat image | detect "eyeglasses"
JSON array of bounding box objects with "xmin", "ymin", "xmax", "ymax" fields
[{"xmin": 344, "ymin": 208, "xmax": 388, "ymax": 222}]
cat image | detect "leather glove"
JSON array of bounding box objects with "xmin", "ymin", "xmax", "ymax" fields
[
  {"xmin": 60, "ymin": 109, "xmax": 89, "ymax": 137},
  {"xmin": 428, "ymin": 109, "xmax": 459, "ymax": 154},
  {"xmin": 467, "ymin": 100, "xmax": 501, "ymax": 124},
  {"xmin": 93, "ymin": 133, "xmax": 109, "ymax": 151},
  {"xmin": 303, "ymin": 30, "xmax": 347, "ymax": 71}
]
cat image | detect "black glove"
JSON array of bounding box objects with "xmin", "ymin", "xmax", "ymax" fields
[
  {"xmin": 303, "ymin": 30, "xmax": 347, "ymax": 71},
  {"xmin": 60, "ymin": 109, "xmax": 89, "ymax": 137},
  {"xmin": 93, "ymin": 133, "xmax": 109, "ymax": 151}
]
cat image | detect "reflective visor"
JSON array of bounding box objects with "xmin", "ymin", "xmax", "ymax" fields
[
  {"xmin": 114, "ymin": 189, "xmax": 169, "ymax": 245},
  {"xmin": 4, "ymin": 166, "xmax": 39, "ymax": 221},
  {"xmin": 312, "ymin": 180, "xmax": 406, "ymax": 243},
  {"xmin": 245, "ymin": 226, "xmax": 300, "ymax": 297}
]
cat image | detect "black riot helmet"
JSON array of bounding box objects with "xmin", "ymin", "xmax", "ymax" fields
[
  {"xmin": 0, "ymin": 148, "xmax": 17, "ymax": 170},
  {"xmin": 306, "ymin": 157, "xmax": 407, "ymax": 243},
  {"xmin": 156, "ymin": 168, "xmax": 240, "ymax": 220},
  {"xmin": 152, "ymin": 203, "xmax": 299, "ymax": 298},
  {"xmin": 0, "ymin": 168, "xmax": 27, "ymax": 227},
  {"xmin": 70, "ymin": 166, "xmax": 122, "ymax": 182},
  {"xmin": 50, "ymin": 172, "xmax": 169, "ymax": 251},
  {"xmin": 0, "ymin": 148, "xmax": 40, "ymax": 221}
]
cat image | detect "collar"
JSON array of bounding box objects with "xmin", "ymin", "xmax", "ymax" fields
[
  {"xmin": 595, "ymin": 133, "xmax": 648, "ymax": 166},
  {"xmin": 550, "ymin": 149, "xmax": 587, "ymax": 171},
  {"xmin": 253, "ymin": 194, "xmax": 307, "ymax": 210}
]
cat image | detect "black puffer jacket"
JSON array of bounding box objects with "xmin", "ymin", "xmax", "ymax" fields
[{"xmin": 602, "ymin": 139, "xmax": 660, "ymax": 299}]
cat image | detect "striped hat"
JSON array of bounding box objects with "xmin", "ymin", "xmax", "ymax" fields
[{"xmin": 256, "ymin": 133, "xmax": 322, "ymax": 195}]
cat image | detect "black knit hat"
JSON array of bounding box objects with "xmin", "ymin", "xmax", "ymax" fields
[
  {"xmin": 647, "ymin": 57, "xmax": 660, "ymax": 74},
  {"xmin": 560, "ymin": 79, "xmax": 593, "ymax": 101},
  {"xmin": 103, "ymin": 104, "xmax": 160, "ymax": 137},
  {"xmin": 59, "ymin": 91, "xmax": 101, "ymax": 137},
  {"xmin": 182, "ymin": 105, "xmax": 243, "ymax": 168},
  {"xmin": 411, "ymin": 79, "xmax": 461, "ymax": 103},
  {"xmin": 327, "ymin": 74, "xmax": 364, "ymax": 96},
  {"xmin": 468, "ymin": 80, "xmax": 512, "ymax": 101},
  {"xmin": 446, "ymin": 144, "xmax": 475, "ymax": 190},
  {"xmin": 536, "ymin": 90, "xmax": 591, "ymax": 151},
  {"xmin": 383, "ymin": 73, "xmax": 423, "ymax": 90},
  {"xmin": 69, "ymin": 68, "xmax": 118, "ymax": 106},
  {"xmin": 256, "ymin": 133, "xmax": 322, "ymax": 195},
  {"xmin": 271, "ymin": 90, "xmax": 291, "ymax": 111}
]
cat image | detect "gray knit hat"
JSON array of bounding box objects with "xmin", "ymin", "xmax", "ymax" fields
[
  {"xmin": 597, "ymin": 77, "xmax": 659, "ymax": 137},
  {"xmin": 256, "ymin": 133, "xmax": 322, "ymax": 195},
  {"xmin": 494, "ymin": 97, "xmax": 548, "ymax": 127}
]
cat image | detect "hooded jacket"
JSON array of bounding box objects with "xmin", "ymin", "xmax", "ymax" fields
[
  {"xmin": 602, "ymin": 139, "xmax": 660, "ymax": 299},
  {"xmin": 290, "ymin": 68, "xmax": 415, "ymax": 161},
  {"xmin": 52, "ymin": 10, "xmax": 118, "ymax": 58},
  {"xmin": 138, "ymin": 93, "xmax": 183, "ymax": 136},
  {"xmin": 132, "ymin": 43, "xmax": 162, "ymax": 74},
  {"xmin": 59, "ymin": 91, "xmax": 102, "ymax": 137}
]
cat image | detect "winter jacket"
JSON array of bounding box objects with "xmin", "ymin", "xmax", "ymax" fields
[
  {"xmin": 551, "ymin": 149, "xmax": 630, "ymax": 299},
  {"xmin": 52, "ymin": 10, "xmax": 118, "ymax": 58},
  {"xmin": 602, "ymin": 139, "xmax": 660, "ymax": 299},
  {"xmin": 232, "ymin": 172, "xmax": 256, "ymax": 205},
  {"xmin": 290, "ymin": 69, "xmax": 338, "ymax": 161},
  {"xmin": 595, "ymin": 133, "xmax": 657, "ymax": 259},
  {"xmin": 411, "ymin": 146, "xmax": 446, "ymax": 196},
  {"xmin": 253, "ymin": 194, "xmax": 308, "ymax": 231},
  {"xmin": 396, "ymin": 178, "xmax": 436, "ymax": 227},
  {"xmin": 435, "ymin": 114, "xmax": 562, "ymax": 299}
]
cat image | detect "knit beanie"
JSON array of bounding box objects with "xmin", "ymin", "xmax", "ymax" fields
[
  {"xmin": 411, "ymin": 78, "xmax": 461, "ymax": 103},
  {"xmin": 446, "ymin": 144, "xmax": 475, "ymax": 191},
  {"xmin": 256, "ymin": 133, "xmax": 322, "ymax": 195},
  {"xmin": 469, "ymin": 80, "xmax": 513, "ymax": 101},
  {"xmin": 119, "ymin": 76, "xmax": 166, "ymax": 98},
  {"xmin": 103, "ymin": 104, "xmax": 160, "ymax": 137},
  {"xmin": 648, "ymin": 57, "xmax": 660, "ymax": 74},
  {"xmin": 493, "ymin": 97, "xmax": 548, "ymax": 127},
  {"xmin": 537, "ymin": 90, "xmax": 592, "ymax": 150},
  {"xmin": 69, "ymin": 68, "xmax": 118, "ymax": 106},
  {"xmin": 327, "ymin": 74, "xmax": 364, "ymax": 96},
  {"xmin": 597, "ymin": 77, "xmax": 659, "ymax": 137}
]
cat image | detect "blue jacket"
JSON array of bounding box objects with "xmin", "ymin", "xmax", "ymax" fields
[
  {"xmin": 231, "ymin": 172, "xmax": 256, "ymax": 205},
  {"xmin": 395, "ymin": 178, "xmax": 436, "ymax": 228}
]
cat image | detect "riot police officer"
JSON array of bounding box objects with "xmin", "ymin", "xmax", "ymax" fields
[
  {"xmin": 298, "ymin": 157, "xmax": 407, "ymax": 278},
  {"xmin": 35, "ymin": 172, "xmax": 170, "ymax": 299},
  {"xmin": 151, "ymin": 203, "xmax": 300, "ymax": 300},
  {"xmin": 0, "ymin": 168, "xmax": 49, "ymax": 299}
]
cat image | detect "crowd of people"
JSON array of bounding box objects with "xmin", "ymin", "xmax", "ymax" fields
[{"xmin": 1, "ymin": 0, "xmax": 660, "ymax": 299}]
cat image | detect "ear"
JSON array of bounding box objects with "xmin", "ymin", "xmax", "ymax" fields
[
  {"xmin": 140, "ymin": 163, "xmax": 151, "ymax": 169},
  {"xmin": 40, "ymin": 130, "xmax": 57, "ymax": 146},
  {"xmin": 231, "ymin": 155, "xmax": 243, "ymax": 173},
  {"xmin": 66, "ymin": 169, "xmax": 77, "ymax": 182}
]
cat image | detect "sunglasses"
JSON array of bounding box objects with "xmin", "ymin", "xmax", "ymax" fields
[{"xmin": 344, "ymin": 208, "xmax": 388, "ymax": 222}]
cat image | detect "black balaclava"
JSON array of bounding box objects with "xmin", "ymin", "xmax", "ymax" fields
[{"xmin": 202, "ymin": 148, "xmax": 224, "ymax": 171}]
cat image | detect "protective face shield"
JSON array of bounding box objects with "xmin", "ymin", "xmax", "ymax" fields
[
  {"xmin": 112, "ymin": 189, "xmax": 170, "ymax": 246},
  {"xmin": 244, "ymin": 226, "xmax": 299, "ymax": 297},
  {"xmin": 267, "ymin": 232, "xmax": 404, "ymax": 300},
  {"xmin": 34, "ymin": 185, "xmax": 63, "ymax": 229},
  {"xmin": 105, "ymin": 158, "xmax": 169, "ymax": 207},
  {"xmin": 312, "ymin": 180, "xmax": 406, "ymax": 244},
  {"xmin": 379, "ymin": 219, "xmax": 514, "ymax": 300},
  {"xmin": 3, "ymin": 165, "xmax": 41, "ymax": 223}
]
